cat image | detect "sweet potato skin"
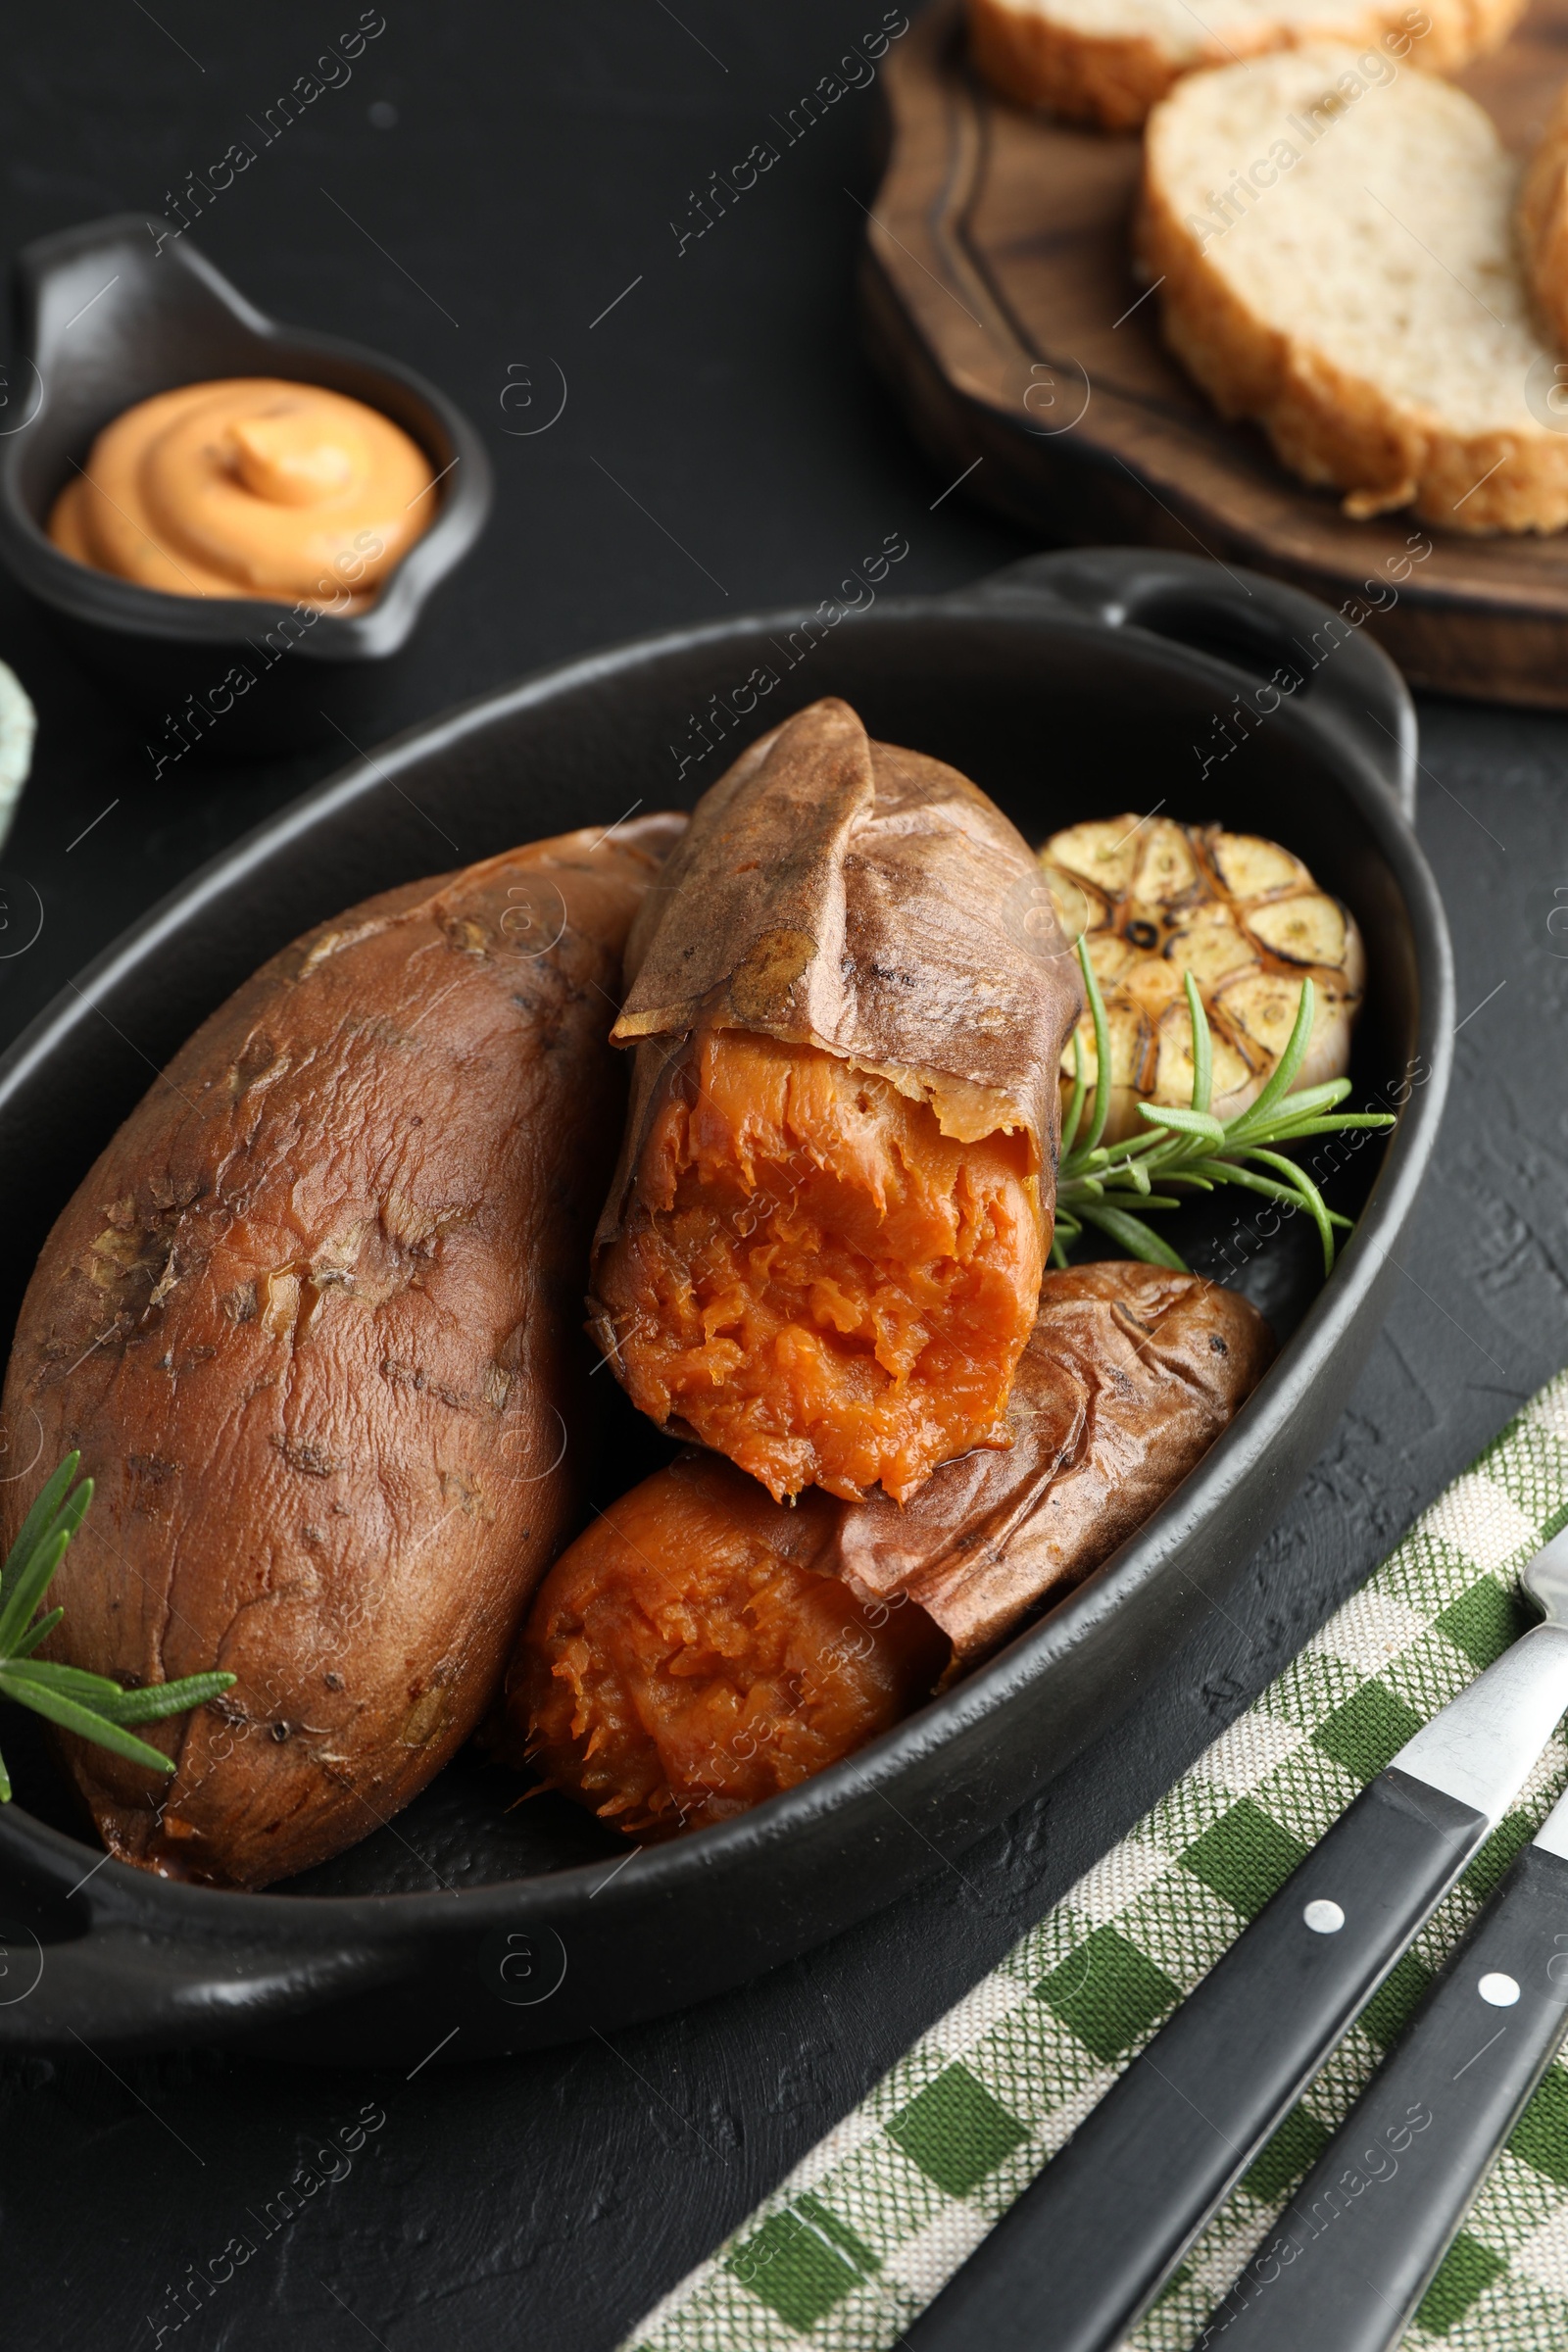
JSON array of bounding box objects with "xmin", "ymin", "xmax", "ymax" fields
[
  {"xmin": 830, "ymin": 1260, "xmax": 1276, "ymax": 1669},
  {"xmin": 0, "ymin": 815, "xmax": 682, "ymax": 1889},
  {"xmin": 515, "ymin": 1264, "xmax": 1274, "ymax": 1836},
  {"xmin": 605, "ymin": 695, "xmax": 1082, "ymax": 1187}
]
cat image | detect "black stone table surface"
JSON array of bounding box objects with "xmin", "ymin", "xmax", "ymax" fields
[{"xmin": 0, "ymin": 6, "xmax": 1563, "ymax": 2347}]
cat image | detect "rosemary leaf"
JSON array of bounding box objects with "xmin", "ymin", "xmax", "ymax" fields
[
  {"xmin": 1135, "ymin": 1102, "xmax": 1227, "ymax": 1147},
  {"xmin": 0, "ymin": 1464, "xmax": 235, "ymax": 1795},
  {"xmin": 0, "ymin": 1673, "xmax": 176, "ymax": 1777},
  {"xmin": 10, "ymin": 1608, "xmax": 63, "ymax": 1660},
  {"xmin": 0, "ymin": 1453, "xmax": 78, "ymax": 1607},
  {"xmin": 1228, "ymin": 977, "xmax": 1316, "ymax": 1132},
  {"xmin": 1076, "ymin": 936, "xmax": 1113, "ymax": 1162},
  {"xmin": 1056, "ymin": 1186, "xmax": 1185, "ymax": 1215},
  {"xmin": 0, "ymin": 1477, "xmax": 96, "ymax": 1656},
  {"xmin": 1186, "ymin": 1158, "xmax": 1319, "ymax": 1206},
  {"xmin": 1255, "ymin": 1114, "xmax": 1393, "ymax": 1141},
  {"xmin": 1244, "ymin": 1146, "xmax": 1339, "ymax": 1274},
  {"xmin": 1242, "ymin": 1079, "xmax": 1354, "ymax": 1123},
  {"xmin": 96, "ymin": 1671, "xmax": 236, "ymax": 1726},
  {"xmin": 1077, "ymin": 1128, "xmax": 1167, "ymax": 1173},
  {"xmin": 1076, "ymin": 1204, "xmax": 1190, "ymax": 1269},
  {"xmin": 3, "ymin": 1658, "xmax": 123, "ymax": 1701},
  {"xmin": 1185, "ymin": 972, "xmax": 1212, "ymax": 1116},
  {"xmin": 1060, "ymin": 1028, "xmax": 1087, "ymax": 1162},
  {"xmin": 0, "ymin": 1528, "xmax": 74, "ymax": 1662},
  {"xmin": 1051, "ymin": 931, "xmax": 1394, "ymax": 1279}
]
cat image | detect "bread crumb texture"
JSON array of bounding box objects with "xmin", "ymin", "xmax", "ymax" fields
[
  {"xmin": 1142, "ymin": 45, "xmax": 1568, "ymax": 532},
  {"xmin": 967, "ymin": 0, "xmax": 1524, "ymax": 129}
]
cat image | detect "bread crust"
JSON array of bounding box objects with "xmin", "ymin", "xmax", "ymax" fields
[
  {"xmin": 969, "ymin": 0, "xmax": 1184, "ymax": 129},
  {"xmin": 1139, "ymin": 84, "xmax": 1568, "ymax": 534},
  {"xmin": 968, "ymin": 0, "xmax": 1528, "ymax": 130},
  {"xmin": 1519, "ymin": 82, "xmax": 1568, "ymax": 353}
]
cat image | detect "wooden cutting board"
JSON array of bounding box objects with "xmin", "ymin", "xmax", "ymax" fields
[{"xmin": 862, "ymin": 0, "xmax": 1568, "ymax": 704}]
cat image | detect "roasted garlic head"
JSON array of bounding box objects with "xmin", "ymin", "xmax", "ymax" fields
[{"xmin": 1039, "ymin": 816, "xmax": 1366, "ymax": 1144}]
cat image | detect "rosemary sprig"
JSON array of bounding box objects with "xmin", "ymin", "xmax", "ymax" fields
[
  {"xmin": 0, "ymin": 1455, "xmax": 234, "ymax": 1802},
  {"xmin": 1053, "ymin": 941, "xmax": 1396, "ymax": 1278}
]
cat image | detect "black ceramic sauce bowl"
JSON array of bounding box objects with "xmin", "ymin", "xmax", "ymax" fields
[
  {"xmin": 0, "ymin": 213, "xmax": 493, "ymax": 751},
  {"xmin": 0, "ymin": 550, "xmax": 1450, "ymax": 2065}
]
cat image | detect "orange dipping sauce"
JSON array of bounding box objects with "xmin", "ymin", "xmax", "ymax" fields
[{"xmin": 47, "ymin": 378, "xmax": 436, "ymax": 610}]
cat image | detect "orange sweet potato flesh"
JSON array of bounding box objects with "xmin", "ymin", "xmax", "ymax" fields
[
  {"xmin": 592, "ymin": 1026, "xmax": 1043, "ymax": 1504},
  {"xmin": 0, "ymin": 815, "xmax": 682, "ymax": 1889},
  {"xmin": 590, "ymin": 698, "xmax": 1083, "ymax": 1503},
  {"xmin": 514, "ymin": 1454, "xmax": 950, "ymax": 1837},
  {"xmin": 515, "ymin": 1263, "xmax": 1274, "ymax": 1838}
]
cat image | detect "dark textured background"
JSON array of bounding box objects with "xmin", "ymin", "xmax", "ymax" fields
[{"xmin": 0, "ymin": 6, "xmax": 1562, "ymax": 2348}]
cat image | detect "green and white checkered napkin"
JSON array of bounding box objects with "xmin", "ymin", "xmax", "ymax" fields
[{"xmin": 624, "ymin": 1371, "xmax": 1568, "ymax": 2352}]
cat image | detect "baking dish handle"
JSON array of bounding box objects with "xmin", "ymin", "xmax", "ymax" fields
[
  {"xmin": 966, "ymin": 548, "xmax": 1418, "ymax": 825},
  {"xmin": 0, "ymin": 1851, "xmax": 402, "ymax": 2053}
]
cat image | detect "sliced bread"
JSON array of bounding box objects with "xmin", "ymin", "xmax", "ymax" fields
[
  {"xmin": 1140, "ymin": 46, "xmax": 1568, "ymax": 533},
  {"xmin": 1519, "ymin": 82, "xmax": 1568, "ymax": 353},
  {"xmin": 968, "ymin": 0, "xmax": 1524, "ymax": 131}
]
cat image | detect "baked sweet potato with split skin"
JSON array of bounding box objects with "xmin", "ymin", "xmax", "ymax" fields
[
  {"xmin": 0, "ymin": 814, "xmax": 683, "ymax": 1889},
  {"xmin": 517, "ymin": 1262, "xmax": 1273, "ymax": 1837},
  {"xmin": 589, "ymin": 699, "xmax": 1084, "ymax": 1503}
]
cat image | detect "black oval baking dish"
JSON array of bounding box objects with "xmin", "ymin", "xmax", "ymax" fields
[
  {"xmin": 0, "ymin": 213, "xmax": 493, "ymax": 752},
  {"xmin": 0, "ymin": 548, "xmax": 1449, "ymax": 2066}
]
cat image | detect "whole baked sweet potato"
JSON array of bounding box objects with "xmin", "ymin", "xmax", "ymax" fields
[{"xmin": 0, "ymin": 814, "xmax": 682, "ymax": 1888}]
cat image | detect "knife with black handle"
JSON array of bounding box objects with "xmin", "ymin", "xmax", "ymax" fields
[
  {"xmin": 1195, "ymin": 1786, "xmax": 1568, "ymax": 2351},
  {"xmin": 902, "ymin": 1528, "xmax": 1568, "ymax": 2352}
]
